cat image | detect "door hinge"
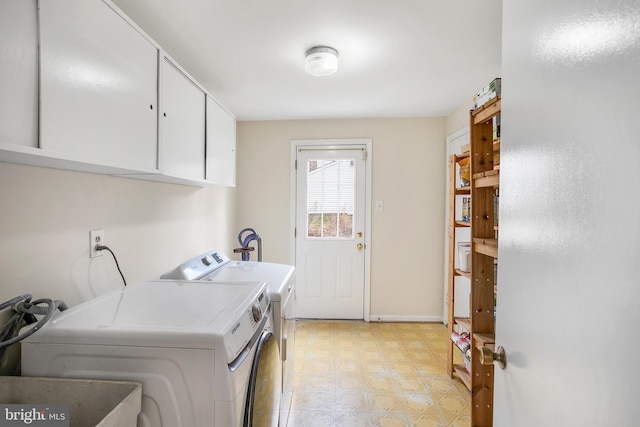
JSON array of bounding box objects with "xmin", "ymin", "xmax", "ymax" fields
[
  {"xmin": 294, "ymin": 160, "xmax": 297, "ymax": 170},
  {"xmin": 294, "ymin": 228, "xmax": 297, "ymax": 238}
]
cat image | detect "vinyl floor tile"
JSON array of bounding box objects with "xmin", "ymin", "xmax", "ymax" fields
[{"xmin": 288, "ymin": 320, "xmax": 469, "ymax": 426}]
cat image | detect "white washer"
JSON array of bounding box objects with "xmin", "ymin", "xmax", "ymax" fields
[
  {"xmin": 21, "ymin": 280, "xmax": 281, "ymax": 427},
  {"xmin": 161, "ymin": 251, "xmax": 295, "ymax": 427}
]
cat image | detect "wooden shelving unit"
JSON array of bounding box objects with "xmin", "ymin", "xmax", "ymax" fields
[
  {"xmin": 470, "ymin": 96, "xmax": 500, "ymax": 427},
  {"xmin": 447, "ymin": 97, "xmax": 501, "ymax": 427},
  {"xmin": 446, "ymin": 147, "xmax": 472, "ymax": 387},
  {"xmin": 446, "ymin": 95, "xmax": 501, "ymax": 427}
]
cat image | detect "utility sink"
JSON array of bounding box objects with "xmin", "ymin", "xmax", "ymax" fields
[{"xmin": 0, "ymin": 376, "xmax": 141, "ymax": 427}]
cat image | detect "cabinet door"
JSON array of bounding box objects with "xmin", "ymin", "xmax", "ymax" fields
[
  {"xmin": 160, "ymin": 58, "xmax": 205, "ymax": 181},
  {"xmin": 0, "ymin": 0, "xmax": 38, "ymax": 148},
  {"xmin": 205, "ymin": 96, "xmax": 236, "ymax": 186},
  {"xmin": 39, "ymin": 0, "xmax": 158, "ymax": 171}
]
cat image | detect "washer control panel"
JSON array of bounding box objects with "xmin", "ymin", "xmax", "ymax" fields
[
  {"xmin": 247, "ymin": 289, "xmax": 269, "ymax": 329},
  {"xmin": 222, "ymin": 286, "xmax": 270, "ymax": 364},
  {"xmin": 160, "ymin": 250, "xmax": 230, "ymax": 280},
  {"xmin": 251, "ymin": 303, "xmax": 263, "ymax": 323}
]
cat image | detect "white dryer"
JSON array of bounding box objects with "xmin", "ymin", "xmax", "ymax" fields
[
  {"xmin": 161, "ymin": 251, "xmax": 295, "ymax": 427},
  {"xmin": 21, "ymin": 280, "xmax": 281, "ymax": 427}
]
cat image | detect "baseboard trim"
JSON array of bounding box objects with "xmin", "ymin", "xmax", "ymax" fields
[{"xmin": 368, "ymin": 314, "xmax": 444, "ymax": 323}]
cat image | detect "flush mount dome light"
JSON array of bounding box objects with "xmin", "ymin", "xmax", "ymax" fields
[{"xmin": 305, "ymin": 46, "xmax": 338, "ymax": 76}]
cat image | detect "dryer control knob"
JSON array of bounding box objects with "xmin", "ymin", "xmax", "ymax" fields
[{"xmin": 251, "ymin": 304, "xmax": 262, "ymax": 322}]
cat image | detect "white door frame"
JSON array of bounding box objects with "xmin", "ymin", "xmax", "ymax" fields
[{"xmin": 290, "ymin": 139, "xmax": 372, "ymax": 322}]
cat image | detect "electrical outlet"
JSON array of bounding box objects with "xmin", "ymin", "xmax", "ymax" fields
[{"xmin": 90, "ymin": 229, "xmax": 104, "ymax": 258}]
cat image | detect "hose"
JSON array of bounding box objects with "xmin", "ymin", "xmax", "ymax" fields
[
  {"xmin": 0, "ymin": 297, "xmax": 68, "ymax": 350},
  {"xmin": 238, "ymin": 228, "xmax": 263, "ymax": 262},
  {"xmin": 0, "ymin": 294, "xmax": 32, "ymax": 312},
  {"xmin": 0, "ymin": 294, "xmax": 34, "ymax": 361},
  {"xmin": 15, "ymin": 299, "xmax": 68, "ymax": 316},
  {"xmin": 238, "ymin": 228, "xmax": 257, "ymax": 248}
]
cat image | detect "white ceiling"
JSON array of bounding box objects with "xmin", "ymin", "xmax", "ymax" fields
[{"xmin": 112, "ymin": 0, "xmax": 503, "ymax": 121}]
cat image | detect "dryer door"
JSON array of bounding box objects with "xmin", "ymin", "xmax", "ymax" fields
[{"xmin": 244, "ymin": 330, "xmax": 281, "ymax": 427}]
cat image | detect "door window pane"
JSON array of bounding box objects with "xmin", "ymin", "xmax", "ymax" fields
[{"xmin": 307, "ymin": 159, "xmax": 354, "ymax": 238}]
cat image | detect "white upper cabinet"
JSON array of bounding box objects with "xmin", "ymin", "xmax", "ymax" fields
[
  {"xmin": 0, "ymin": 0, "xmax": 38, "ymax": 148},
  {"xmin": 0, "ymin": 0, "xmax": 235, "ymax": 185},
  {"xmin": 160, "ymin": 57, "xmax": 206, "ymax": 182},
  {"xmin": 205, "ymin": 96, "xmax": 236, "ymax": 186},
  {"xmin": 39, "ymin": 0, "xmax": 158, "ymax": 172}
]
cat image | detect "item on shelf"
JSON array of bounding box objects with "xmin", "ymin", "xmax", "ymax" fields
[
  {"xmin": 458, "ymin": 242, "xmax": 471, "ymax": 273},
  {"xmin": 462, "ymin": 197, "xmax": 471, "ymax": 222},
  {"xmin": 494, "ymin": 189, "xmax": 499, "ymax": 227},
  {"xmin": 458, "ymin": 157, "xmax": 470, "ymax": 186},
  {"xmin": 494, "ymin": 293, "xmax": 497, "ymax": 317},
  {"xmin": 473, "ymin": 77, "xmax": 502, "ymax": 109},
  {"xmin": 464, "ymin": 348, "xmax": 472, "ymax": 372},
  {"xmin": 493, "ymin": 115, "xmax": 501, "ymax": 141},
  {"xmin": 450, "ymin": 331, "xmax": 471, "ymax": 353}
]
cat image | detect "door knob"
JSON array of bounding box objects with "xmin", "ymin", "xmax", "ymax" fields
[
  {"xmin": 480, "ymin": 345, "xmax": 506, "ymax": 369},
  {"xmin": 357, "ymin": 243, "xmax": 364, "ymax": 250}
]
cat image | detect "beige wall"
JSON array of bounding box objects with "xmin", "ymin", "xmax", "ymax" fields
[
  {"xmin": 1, "ymin": 116, "xmax": 450, "ymax": 320},
  {"xmin": 236, "ymin": 118, "xmax": 446, "ymax": 321},
  {"xmin": 0, "ymin": 162, "xmax": 236, "ymax": 307},
  {"xmin": 446, "ymin": 101, "xmax": 473, "ymax": 136}
]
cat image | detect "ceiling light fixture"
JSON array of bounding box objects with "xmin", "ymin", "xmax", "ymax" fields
[{"xmin": 305, "ymin": 46, "xmax": 338, "ymax": 76}]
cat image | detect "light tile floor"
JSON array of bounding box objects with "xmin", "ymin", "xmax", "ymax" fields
[{"xmin": 288, "ymin": 320, "xmax": 470, "ymax": 427}]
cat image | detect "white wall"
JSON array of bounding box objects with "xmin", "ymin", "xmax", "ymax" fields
[
  {"xmin": 237, "ymin": 118, "xmax": 447, "ymax": 320},
  {"xmin": 0, "ymin": 162, "xmax": 236, "ymax": 307}
]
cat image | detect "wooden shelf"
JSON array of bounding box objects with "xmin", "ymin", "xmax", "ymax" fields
[
  {"xmin": 449, "ymin": 91, "xmax": 501, "ymax": 419},
  {"xmin": 455, "ymin": 269, "xmax": 471, "ymax": 279},
  {"xmin": 473, "ymin": 169, "xmax": 499, "ymax": 179},
  {"xmin": 468, "ymin": 83, "xmax": 500, "ymax": 427},
  {"xmin": 472, "ymin": 96, "xmax": 501, "ymax": 124},
  {"xmin": 473, "ymin": 169, "xmax": 500, "ymax": 188},
  {"xmin": 455, "ymin": 318, "xmax": 471, "ymax": 333},
  {"xmin": 453, "ymin": 364, "xmax": 471, "ymax": 390},
  {"xmin": 455, "ymin": 151, "xmax": 470, "ymax": 160},
  {"xmin": 447, "ymin": 151, "xmax": 472, "ymax": 381},
  {"xmin": 473, "ymin": 238, "xmax": 498, "ymax": 258},
  {"xmin": 473, "ymin": 333, "xmax": 495, "ymax": 350}
]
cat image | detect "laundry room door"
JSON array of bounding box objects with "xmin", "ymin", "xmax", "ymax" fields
[{"xmin": 294, "ymin": 142, "xmax": 369, "ymax": 319}]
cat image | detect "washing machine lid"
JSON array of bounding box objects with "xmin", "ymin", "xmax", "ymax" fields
[
  {"xmin": 203, "ymin": 261, "xmax": 295, "ymax": 302},
  {"xmin": 23, "ymin": 280, "xmax": 267, "ymax": 351}
]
